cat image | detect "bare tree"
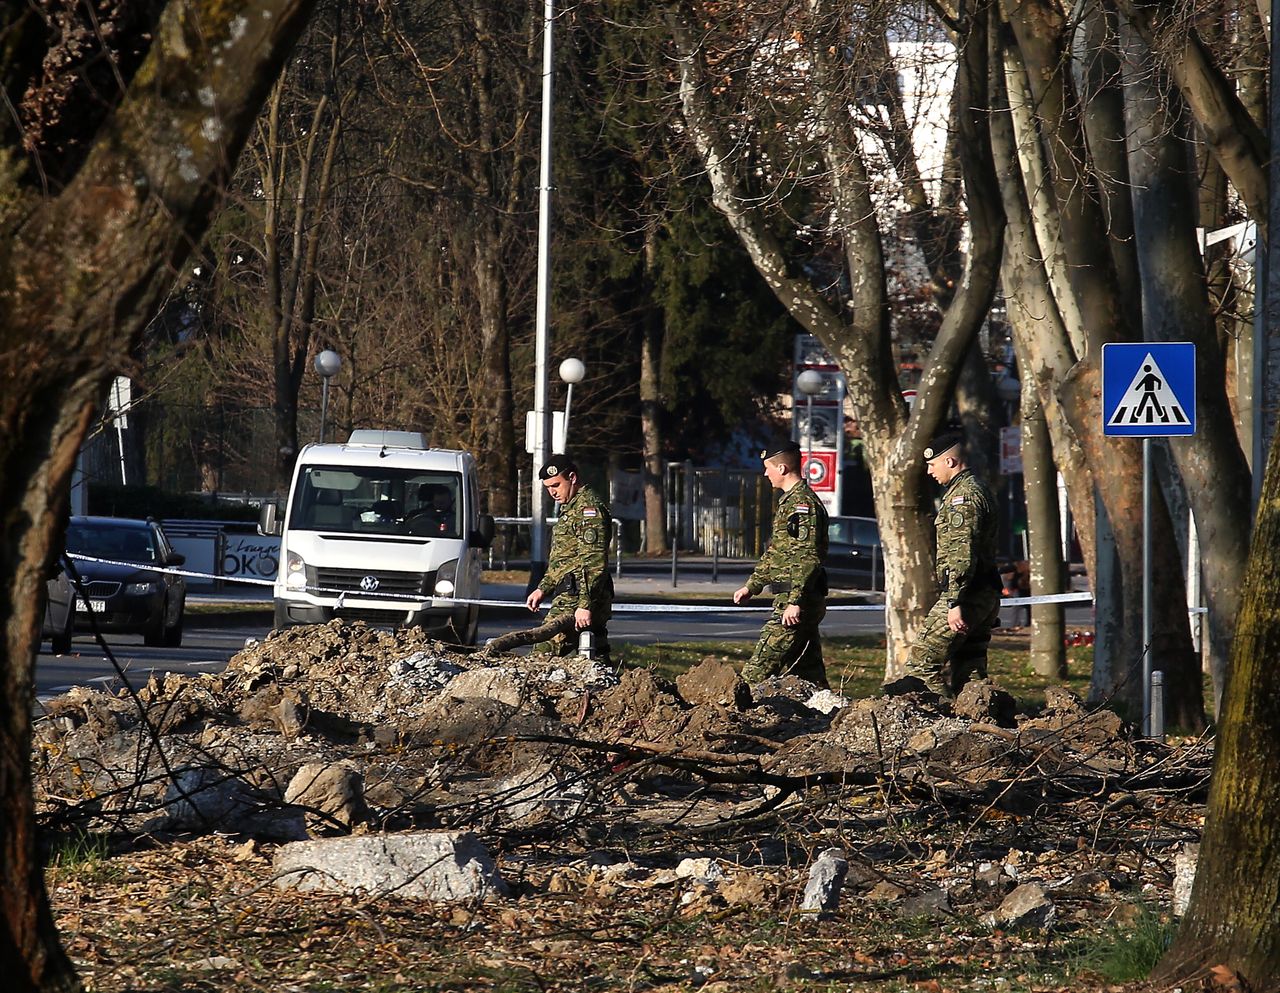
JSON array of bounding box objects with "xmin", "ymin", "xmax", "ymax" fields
[
  {"xmin": 0, "ymin": 4, "xmax": 315, "ymax": 989},
  {"xmin": 670, "ymin": 0, "xmax": 1004, "ymax": 670}
]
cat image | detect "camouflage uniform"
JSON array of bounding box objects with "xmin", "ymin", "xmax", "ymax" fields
[
  {"xmin": 741, "ymin": 480, "xmax": 830, "ymax": 686},
  {"xmin": 534, "ymin": 484, "xmax": 613, "ymax": 661},
  {"xmin": 907, "ymin": 468, "xmax": 1002, "ymax": 695}
]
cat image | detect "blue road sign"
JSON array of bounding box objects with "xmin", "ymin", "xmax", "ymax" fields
[{"xmin": 1102, "ymin": 342, "xmax": 1196, "ymax": 437}]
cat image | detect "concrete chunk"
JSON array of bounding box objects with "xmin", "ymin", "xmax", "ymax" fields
[
  {"xmin": 801, "ymin": 847, "xmax": 848, "ymax": 916},
  {"xmin": 273, "ymin": 832, "xmax": 507, "ymax": 902}
]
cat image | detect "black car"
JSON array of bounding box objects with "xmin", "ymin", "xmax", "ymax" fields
[
  {"xmin": 64, "ymin": 516, "xmax": 187, "ymax": 647},
  {"xmin": 825, "ymin": 516, "xmax": 883, "ymax": 591}
]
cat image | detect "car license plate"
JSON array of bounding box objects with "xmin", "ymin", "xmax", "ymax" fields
[{"xmin": 77, "ymin": 598, "xmax": 107, "ymax": 613}]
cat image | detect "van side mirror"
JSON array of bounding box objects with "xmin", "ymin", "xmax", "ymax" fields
[
  {"xmin": 258, "ymin": 502, "xmax": 283, "ymax": 537},
  {"xmin": 471, "ymin": 514, "xmax": 495, "ymax": 549}
]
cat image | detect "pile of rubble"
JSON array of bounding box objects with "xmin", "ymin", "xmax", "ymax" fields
[{"xmin": 32, "ymin": 619, "xmax": 1207, "ymax": 930}]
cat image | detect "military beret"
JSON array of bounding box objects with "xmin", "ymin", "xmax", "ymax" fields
[
  {"xmin": 760, "ymin": 439, "xmax": 802, "ymax": 460},
  {"xmin": 923, "ymin": 431, "xmax": 963, "ymax": 461},
  {"xmin": 538, "ymin": 459, "xmax": 577, "ymax": 481}
]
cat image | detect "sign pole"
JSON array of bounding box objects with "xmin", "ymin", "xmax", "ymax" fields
[
  {"xmin": 1101, "ymin": 341, "xmax": 1196, "ymax": 738},
  {"xmin": 1142, "ymin": 437, "xmax": 1152, "ymax": 736}
]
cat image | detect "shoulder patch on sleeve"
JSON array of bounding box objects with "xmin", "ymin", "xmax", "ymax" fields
[
  {"xmin": 582, "ymin": 507, "xmax": 598, "ymax": 518},
  {"xmin": 951, "ymin": 496, "xmax": 966, "ymax": 505}
]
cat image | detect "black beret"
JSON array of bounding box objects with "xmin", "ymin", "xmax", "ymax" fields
[
  {"xmin": 923, "ymin": 431, "xmax": 963, "ymax": 461},
  {"xmin": 538, "ymin": 459, "xmax": 577, "ymax": 481},
  {"xmin": 760, "ymin": 439, "xmax": 802, "ymax": 461}
]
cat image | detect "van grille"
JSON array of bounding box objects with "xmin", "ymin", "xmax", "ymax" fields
[
  {"xmin": 332, "ymin": 607, "xmax": 415, "ymax": 626},
  {"xmin": 310, "ymin": 567, "xmax": 433, "ymax": 598}
]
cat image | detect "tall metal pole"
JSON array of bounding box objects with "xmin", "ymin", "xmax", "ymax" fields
[
  {"xmin": 1142, "ymin": 437, "xmax": 1152, "ymax": 736},
  {"xmin": 319, "ymin": 378, "xmax": 330, "ymax": 444},
  {"xmin": 529, "ymin": 0, "xmax": 556, "ymax": 585},
  {"xmin": 805, "ymin": 394, "xmax": 814, "ymax": 482}
]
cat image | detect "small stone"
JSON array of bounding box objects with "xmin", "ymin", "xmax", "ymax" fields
[
  {"xmin": 284, "ymin": 761, "xmax": 368, "ymax": 835},
  {"xmin": 676, "ymin": 857, "xmax": 726, "ymax": 882},
  {"xmin": 898, "ymin": 887, "xmax": 952, "ymax": 920},
  {"xmin": 805, "ymin": 689, "xmax": 849, "ymax": 714},
  {"xmin": 800, "ymin": 848, "xmax": 848, "ymax": 916},
  {"xmin": 990, "ymin": 883, "xmax": 1055, "ymax": 930},
  {"xmin": 868, "ymin": 880, "xmax": 906, "ymax": 902}
]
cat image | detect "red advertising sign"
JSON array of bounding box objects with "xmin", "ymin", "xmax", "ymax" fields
[{"xmin": 802, "ymin": 451, "xmax": 838, "ymax": 492}]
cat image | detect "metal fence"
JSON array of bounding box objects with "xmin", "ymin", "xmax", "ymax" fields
[{"xmin": 665, "ymin": 463, "xmax": 773, "ymax": 557}]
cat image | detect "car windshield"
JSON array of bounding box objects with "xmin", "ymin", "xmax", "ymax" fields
[
  {"xmin": 291, "ymin": 465, "xmax": 463, "ymax": 538},
  {"xmin": 65, "ymin": 522, "xmax": 158, "ymax": 564},
  {"xmin": 828, "ymin": 517, "xmax": 880, "ymax": 547}
]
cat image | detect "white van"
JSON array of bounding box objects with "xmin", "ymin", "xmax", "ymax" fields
[{"xmin": 259, "ymin": 430, "xmax": 494, "ymax": 643}]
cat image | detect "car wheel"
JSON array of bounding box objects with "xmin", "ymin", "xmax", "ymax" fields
[
  {"xmin": 50, "ymin": 609, "xmax": 73, "ymax": 655},
  {"xmin": 463, "ymin": 605, "xmax": 480, "ymax": 646},
  {"xmin": 162, "ymin": 600, "xmax": 185, "ymax": 648},
  {"xmin": 143, "ymin": 601, "xmax": 167, "ymax": 647},
  {"xmin": 274, "ymin": 601, "xmax": 291, "ymax": 631}
]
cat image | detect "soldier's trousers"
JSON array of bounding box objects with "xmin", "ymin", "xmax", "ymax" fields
[
  {"xmin": 532, "ymin": 595, "xmax": 612, "ymax": 663},
  {"xmin": 905, "ymin": 588, "xmax": 1001, "ymax": 696},
  {"xmin": 742, "ymin": 599, "xmax": 827, "ymax": 687}
]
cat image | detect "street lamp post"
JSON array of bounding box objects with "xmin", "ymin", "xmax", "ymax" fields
[
  {"xmin": 315, "ymin": 349, "xmax": 342, "ymax": 443},
  {"xmin": 529, "ymin": 0, "xmax": 558, "ymax": 589},
  {"xmin": 796, "ymin": 369, "xmax": 825, "ymax": 485},
  {"xmin": 558, "ymin": 357, "xmax": 585, "ymax": 453}
]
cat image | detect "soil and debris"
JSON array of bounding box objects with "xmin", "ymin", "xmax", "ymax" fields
[{"xmin": 34, "ymin": 619, "xmax": 1212, "ymax": 992}]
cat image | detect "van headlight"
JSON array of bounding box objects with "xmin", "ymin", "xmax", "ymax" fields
[
  {"xmin": 285, "ymin": 550, "xmax": 308, "ymax": 590},
  {"xmin": 434, "ymin": 558, "xmax": 458, "ymax": 597}
]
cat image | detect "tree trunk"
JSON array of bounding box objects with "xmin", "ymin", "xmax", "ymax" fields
[
  {"xmin": 1020, "ymin": 374, "xmax": 1066, "ymax": 678},
  {"xmin": 1157, "ymin": 408, "xmax": 1280, "ymax": 990},
  {"xmin": 640, "ymin": 229, "xmax": 668, "ymax": 555},
  {"xmin": 1120, "ymin": 16, "xmax": 1251, "ymax": 715},
  {"xmin": 997, "ymin": 2, "xmax": 1204, "ymax": 725},
  {"xmin": 1114, "ymin": 0, "xmax": 1269, "ymax": 229},
  {"xmin": 468, "ymin": 2, "xmax": 519, "ymax": 515},
  {"xmin": 0, "ymin": 401, "xmax": 85, "ymax": 993},
  {"xmin": 0, "ymin": 2, "xmax": 316, "ymax": 988},
  {"xmin": 473, "ymin": 230, "xmax": 517, "ymax": 516}
]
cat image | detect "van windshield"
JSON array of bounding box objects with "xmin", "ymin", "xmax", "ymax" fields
[{"xmin": 291, "ymin": 465, "xmax": 463, "ymax": 538}]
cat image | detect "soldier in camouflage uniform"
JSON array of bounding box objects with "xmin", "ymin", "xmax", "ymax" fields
[
  {"xmin": 734, "ymin": 440, "xmax": 830, "ymax": 686},
  {"xmin": 906, "ymin": 431, "xmax": 1003, "ymax": 696},
  {"xmin": 525, "ymin": 459, "xmax": 613, "ymax": 662}
]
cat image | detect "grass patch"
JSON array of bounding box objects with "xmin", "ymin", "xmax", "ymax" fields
[
  {"xmin": 1067, "ymin": 901, "xmax": 1176, "ymax": 982},
  {"xmin": 620, "ymin": 634, "xmax": 1096, "ymax": 711},
  {"xmin": 45, "ymin": 830, "xmax": 121, "ymax": 883}
]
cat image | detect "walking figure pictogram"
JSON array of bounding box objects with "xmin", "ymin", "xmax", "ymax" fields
[{"xmin": 1133, "ymin": 364, "xmax": 1168, "ymax": 423}]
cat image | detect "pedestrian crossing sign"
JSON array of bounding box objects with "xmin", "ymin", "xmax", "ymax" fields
[{"xmin": 1102, "ymin": 342, "xmax": 1196, "ymax": 437}]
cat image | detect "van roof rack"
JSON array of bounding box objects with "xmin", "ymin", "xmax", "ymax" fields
[{"xmin": 346, "ymin": 429, "xmax": 428, "ymax": 450}]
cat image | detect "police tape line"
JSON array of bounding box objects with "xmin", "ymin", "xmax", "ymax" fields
[{"xmin": 67, "ymin": 553, "xmax": 1097, "ymax": 614}]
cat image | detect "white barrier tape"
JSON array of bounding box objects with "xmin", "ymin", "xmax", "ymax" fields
[
  {"xmin": 67, "ymin": 553, "xmax": 1098, "ymax": 614},
  {"xmin": 999, "ymin": 592, "xmax": 1094, "ymax": 607},
  {"xmin": 67, "ymin": 553, "xmax": 275, "ymax": 587}
]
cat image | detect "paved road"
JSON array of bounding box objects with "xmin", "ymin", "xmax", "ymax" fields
[
  {"xmin": 34, "ymin": 598, "xmax": 1092, "ymax": 707},
  {"xmin": 33, "ymin": 599, "xmax": 890, "ymax": 705}
]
